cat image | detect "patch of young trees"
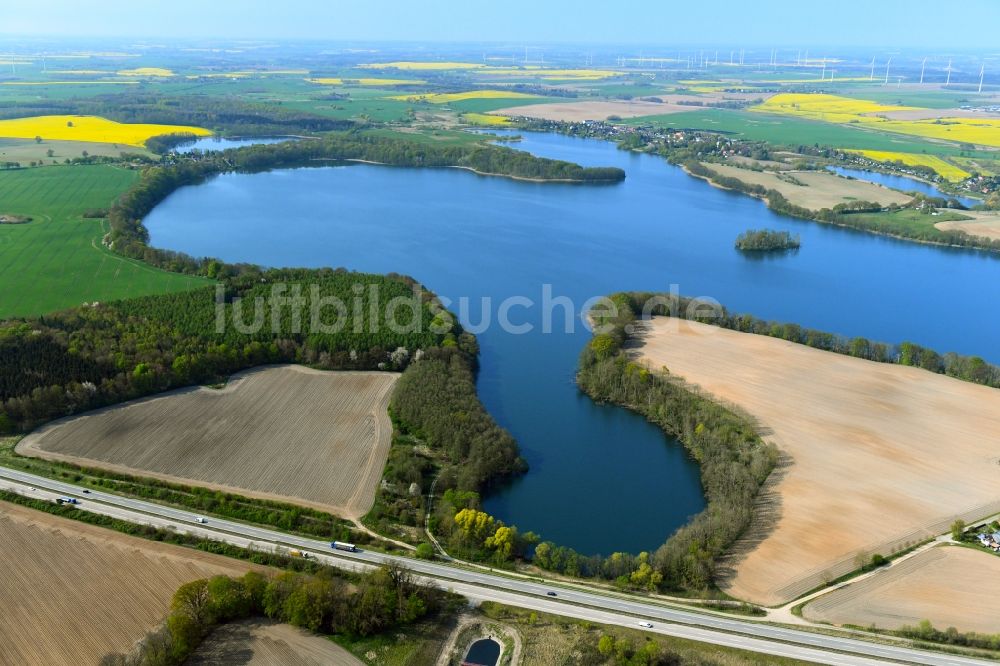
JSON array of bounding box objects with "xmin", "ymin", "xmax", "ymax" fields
[{"xmin": 101, "ymin": 563, "xmax": 452, "ymax": 666}]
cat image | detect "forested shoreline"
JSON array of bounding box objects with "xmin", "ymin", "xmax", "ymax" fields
[
  {"xmin": 106, "ymin": 132, "xmax": 624, "ymax": 276},
  {"xmin": 625, "ymin": 291, "xmax": 1000, "ymax": 388},
  {"xmin": 569, "ymin": 295, "xmax": 777, "ymax": 592}
]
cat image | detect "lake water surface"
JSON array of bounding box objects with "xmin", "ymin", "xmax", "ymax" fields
[
  {"xmin": 145, "ymin": 131, "xmax": 1000, "ymax": 555},
  {"xmin": 173, "ymin": 136, "xmax": 291, "ymax": 153},
  {"xmin": 827, "ymin": 165, "xmax": 981, "ymax": 208}
]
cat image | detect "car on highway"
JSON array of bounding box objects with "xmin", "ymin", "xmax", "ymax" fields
[
  {"xmin": 195, "ymin": 516, "xmax": 208, "ymax": 524},
  {"xmin": 546, "ymin": 591, "xmax": 557, "ymax": 596},
  {"xmin": 637, "ymin": 621, "xmax": 653, "ymax": 629},
  {"xmin": 82, "ymin": 489, "xmax": 91, "ymax": 494}
]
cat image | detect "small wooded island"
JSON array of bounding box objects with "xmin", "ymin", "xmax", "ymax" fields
[{"xmin": 735, "ymin": 228, "xmax": 801, "ymax": 252}]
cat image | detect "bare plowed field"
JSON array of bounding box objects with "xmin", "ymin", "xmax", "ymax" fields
[
  {"xmin": 702, "ymin": 163, "xmax": 912, "ymax": 210},
  {"xmin": 491, "ymin": 93, "xmax": 771, "ymax": 122},
  {"xmin": 0, "ymin": 500, "xmax": 250, "ymax": 665},
  {"xmin": 633, "ymin": 317, "xmax": 1000, "ymax": 606},
  {"xmin": 936, "ymin": 210, "xmax": 1000, "ymax": 241},
  {"xmin": 189, "ymin": 618, "xmax": 362, "ymax": 665},
  {"xmin": 18, "ymin": 366, "xmax": 398, "ymax": 518},
  {"xmin": 803, "ymin": 546, "xmax": 1000, "ymax": 634}
]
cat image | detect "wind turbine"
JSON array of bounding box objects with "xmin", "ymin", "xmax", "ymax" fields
[
  {"xmin": 979, "ymin": 63, "xmax": 986, "ymax": 93},
  {"xmin": 945, "ymin": 58, "xmax": 954, "ymax": 86},
  {"xmin": 883, "ymin": 57, "xmax": 892, "ymax": 85},
  {"xmin": 919, "ymin": 57, "xmax": 927, "ymax": 84},
  {"xmin": 869, "ymin": 57, "xmax": 876, "ymax": 81}
]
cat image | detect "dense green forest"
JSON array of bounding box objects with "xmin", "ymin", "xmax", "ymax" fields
[
  {"xmin": 364, "ymin": 343, "xmax": 528, "ymax": 538},
  {"xmin": 627, "ymin": 292, "xmax": 1000, "ymax": 387},
  {"xmin": 0, "ymin": 94, "xmax": 352, "ymax": 136},
  {"xmin": 0, "ymin": 269, "xmax": 450, "ymax": 432},
  {"xmin": 390, "ymin": 346, "xmax": 526, "ymax": 491},
  {"xmin": 103, "ymin": 564, "xmax": 454, "ymax": 665}
]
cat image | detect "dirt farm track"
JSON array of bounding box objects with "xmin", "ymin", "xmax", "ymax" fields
[
  {"xmin": 0, "ymin": 500, "xmax": 251, "ymax": 665},
  {"xmin": 18, "ymin": 366, "xmax": 398, "ymax": 519}
]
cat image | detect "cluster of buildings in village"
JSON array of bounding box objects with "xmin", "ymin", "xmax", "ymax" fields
[{"xmin": 977, "ymin": 530, "xmax": 1000, "ymax": 552}]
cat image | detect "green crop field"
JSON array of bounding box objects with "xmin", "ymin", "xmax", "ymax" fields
[
  {"xmin": 0, "ymin": 165, "xmax": 211, "ymax": 318},
  {"xmin": 447, "ymin": 96, "xmax": 562, "ymax": 113},
  {"xmin": 626, "ymin": 108, "xmax": 974, "ymax": 155},
  {"xmin": 284, "ymin": 89, "xmax": 418, "ymax": 122}
]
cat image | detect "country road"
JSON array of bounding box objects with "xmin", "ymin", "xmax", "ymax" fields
[{"xmin": 0, "ymin": 467, "xmax": 992, "ymax": 666}]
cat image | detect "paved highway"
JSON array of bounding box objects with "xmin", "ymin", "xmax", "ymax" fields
[{"xmin": 0, "ymin": 467, "xmax": 991, "ymax": 666}]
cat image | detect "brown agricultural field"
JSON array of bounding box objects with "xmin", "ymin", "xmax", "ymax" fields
[
  {"xmin": 0, "ymin": 500, "xmax": 251, "ymax": 665},
  {"xmin": 491, "ymin": 92, "xmax": 771, "ymax": 123},
  {"xmin": 701, "ymin": 162, "xmax": 913, "ymax": 210},
  {"xmin": 936, "ymin": 210, "xmax": 1000, "ymax": 241},
  {"xmin": 18, "ymin": 365, "xmax": 398, "ymax": 519},
  {"xmin": 491, "ymin": 99, "xmax": 676, "ymax": 122},
  {"xmin": 633, "ymin": 317, "xmax": 1000, "ymax": 606},
  {"xmin": 803, "ymin": 546, "xmax": 1000, "ymax": 634},
  {"xmin": 189, "ymin": 618, "xmax": 362, "ymax": 666}
]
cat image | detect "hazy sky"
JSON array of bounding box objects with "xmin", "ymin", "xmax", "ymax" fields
[{"xmin": 2, "ymin": 0, "xmax": 998, "ymax": 48}]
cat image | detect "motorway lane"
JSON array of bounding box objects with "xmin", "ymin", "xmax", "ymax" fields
[{"xmin": 0, "ymin": 467, "xmax": 992, "ymax": 666}]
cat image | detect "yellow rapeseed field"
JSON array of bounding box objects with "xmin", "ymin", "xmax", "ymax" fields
[
  {"xmin": 753, "ymin": 93, "xmax": 914, "ymax": 123},
  {"xmin": 0, "ymin": 115, "xmax": 211, "ymax": 147},
  {"xmin": 360, "ymin": 61, "xmax": 484, "ymax": 70},
  {"xmin": 390, "ymin": 90, "xmax": 540, "ymax": 103},
  {"xmin": 307, "ymin": 77, "xmax": 424, "ymax": 86},
  {"xmin": 846, "ymin": 150, "xmax": 971, "ymax": 181},
  {"xmin": 461, "ymin": 112, "xmax": 511, "ymax": 126},
  {"xmin": 754, "ymin": 93, "xmax": 1000, "ymax": 148},
  {"xmin": 116, "ymin": 67, "xmax": 174, "ymax": 77}
]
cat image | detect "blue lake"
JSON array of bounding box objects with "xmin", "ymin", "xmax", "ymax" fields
[
  {"xmin": 173, "ymin": 136, "xmax": 292, "ymax": 153},
  {"xmin": 145, "ymin": 131, "xmax": 1000, "ymax": 555},
  {"xmin": 827, "ymin": 165, "xmax": 981, "ymax": 208}
]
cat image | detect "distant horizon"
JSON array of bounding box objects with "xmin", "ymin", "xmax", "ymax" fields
[{"xmin": 1, "ymin": 0, "xmax": 998, "ymax": 50}]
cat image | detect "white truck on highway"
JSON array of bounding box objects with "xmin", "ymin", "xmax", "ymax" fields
[{"xmin": 331, "ymin": 541, "xmax": 357, "ymax": 552}]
